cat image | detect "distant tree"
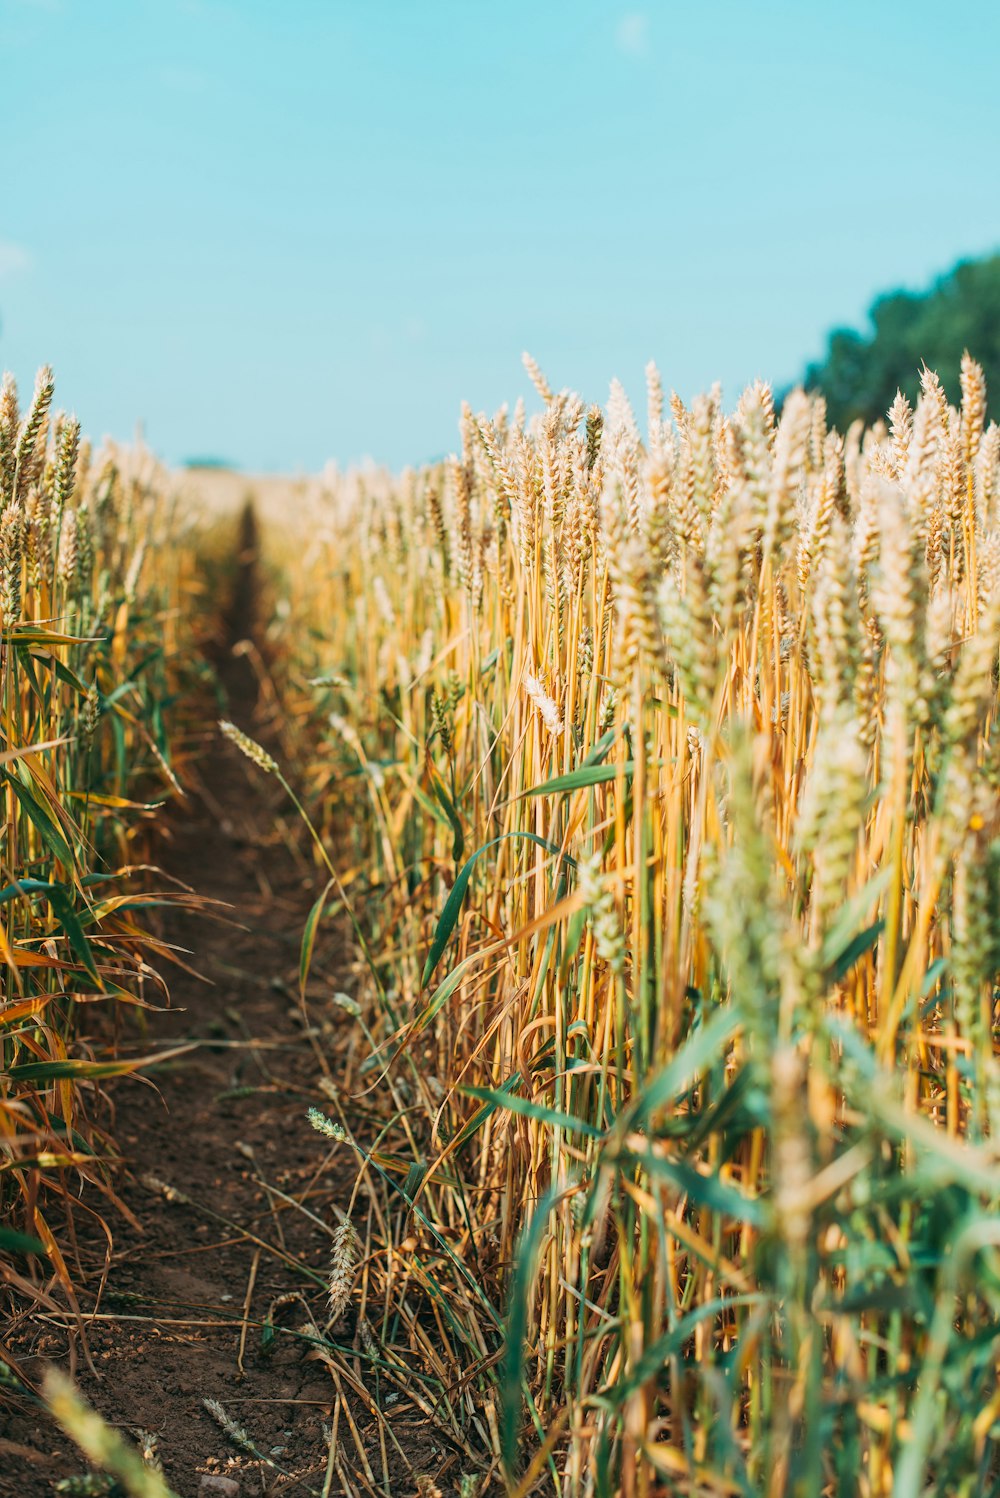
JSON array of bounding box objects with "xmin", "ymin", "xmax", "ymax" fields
[
  {"xmin": 803, "ymin": 253, "xmax": 1000, "ymax": 431},
  {"xmin": 183, "ymin": 456, "xmax": 237, "ymax": 471}
]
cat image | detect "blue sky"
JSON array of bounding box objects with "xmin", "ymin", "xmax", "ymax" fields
[{"xmin": 3, "ymin": 0, "xmax": 1000, "ymax": 472}]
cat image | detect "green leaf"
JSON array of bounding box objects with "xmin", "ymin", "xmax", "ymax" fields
[
  {"xmin": 401, "ymin": 1160, "xmax": 427, "ymax": 1199},
  {"xmin": 612, "ymin": 1006, "xmax": 740, "ymax": 1139},
  {"xmin": 429, "ymin": 769, "xmax": 464, "ymax": 861},
  {"xmin": 624, "ymin": 1149, "xmax": 767, "ymax": 1226},
  {"xmin": 819, "ymin": 1282, "xmax": 917, "ymax": 1316},
  {"xmin": 3, "ymin": 1057, "xmax": 147, "ymax": 1081},
  {"xmin": 820, "ymin": 867, "xmax": 892, "ymax": 972},
  {"xmin": 48, "ymin": 891, "xmax": 102, "ymax": 985},
  {"xmin": 522, "ymin": 762, "xmax": 635, "ymax": 797},
  {"xmin": 413, "ymin": 949, "xmax": 486, "ymax": 1034},
  {"xmin": 7, "ymin": 774, "xmax": 77, "ymax": 872},
  {"xmin": 0, "ymin": 879, "xmax": 101, "ymax": 984},
  {"xmin": 500, "ymin": 1181, "xmax": 565, "ymax": 1479},
  {"xmin": 0, "ymin": 1226, "xmax": 47, "ymax": 1256},
  {"xmin": 684, "ymin": 1063, "xmax": 766, "ymax": 1149},
  {"xmin": 451, "ymin": 1073, "xmax": 523, "ymax": 1149},
  {"xmin": 11, "ymin": 625, "xmax": 90, "ymax": 646},
  {"xmin": 920, "ymin": 956, "xmax": 948, "ymax": 998},
  {"xmin": 300, "ymin": 877, "xmax": 335, "ymax": 1000},
  {"xmin": 581, "ymin": 728, "xmax": 617, "ymax": 766},
  {"xmin": 828, "ymin": 918, "xmax": 884, "ymax": 983},
  {"xmin": 421, "ymin": 832, "xmax": 576, "ymax": 987},
  {"xmin": 460, "ymin": 1083, "xmax": 604, "ymax": 1139},
  {"xmin": 598, "ymin": 1292, "xmax": 766, "ymax": 1410}
]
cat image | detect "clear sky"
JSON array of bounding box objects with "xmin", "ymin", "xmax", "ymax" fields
[{"xmin": 3, "ymin": 0, "xmax": 1000, "ymax": 472}]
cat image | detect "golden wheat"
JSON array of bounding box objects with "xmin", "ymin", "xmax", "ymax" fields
[{"xmin": 258, "ymin": 352, "xmax": 1000, "ymax": 1494}]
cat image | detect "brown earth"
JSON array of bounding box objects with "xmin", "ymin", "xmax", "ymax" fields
[{"xmin": 0, "ymin": 508, "xmax": 437, "ymax": 1497}]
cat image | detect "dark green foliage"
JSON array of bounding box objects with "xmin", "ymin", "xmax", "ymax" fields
[{"xmin": 804, "ymin": 253, "xmax": 1000, "ymax": 431}]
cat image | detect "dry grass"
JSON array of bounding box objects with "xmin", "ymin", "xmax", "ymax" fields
[{"xmin": 256, "ymin": 354, "xmax": 1000, "ymax": 1495}]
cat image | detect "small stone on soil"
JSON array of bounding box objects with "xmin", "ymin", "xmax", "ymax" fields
[{"xmin": 199, "ymin": 1478, "xmax": 240, "ymax": 1497}]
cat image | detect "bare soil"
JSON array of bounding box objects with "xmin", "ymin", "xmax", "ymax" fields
[{"xmin": 0, "ymin": 510, "xmax": 429, "ymax": 1496}]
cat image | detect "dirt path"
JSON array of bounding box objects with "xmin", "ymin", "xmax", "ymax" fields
[{"xmin": 0, "ymin": 510, "xmax": 369, "ymax": 1496}]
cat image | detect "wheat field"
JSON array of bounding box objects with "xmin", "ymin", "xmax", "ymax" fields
[
  {"xmin": 4, "ymin": 354, "xmax": 1000, "ymax": 1496},
  {"xmin": 254, "ymin": 354, "xmax": 1000, "ymax": 1497},
  {"xmin": 0, "ymin": 368, "xmax": 200, "ymax": 1308}
]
